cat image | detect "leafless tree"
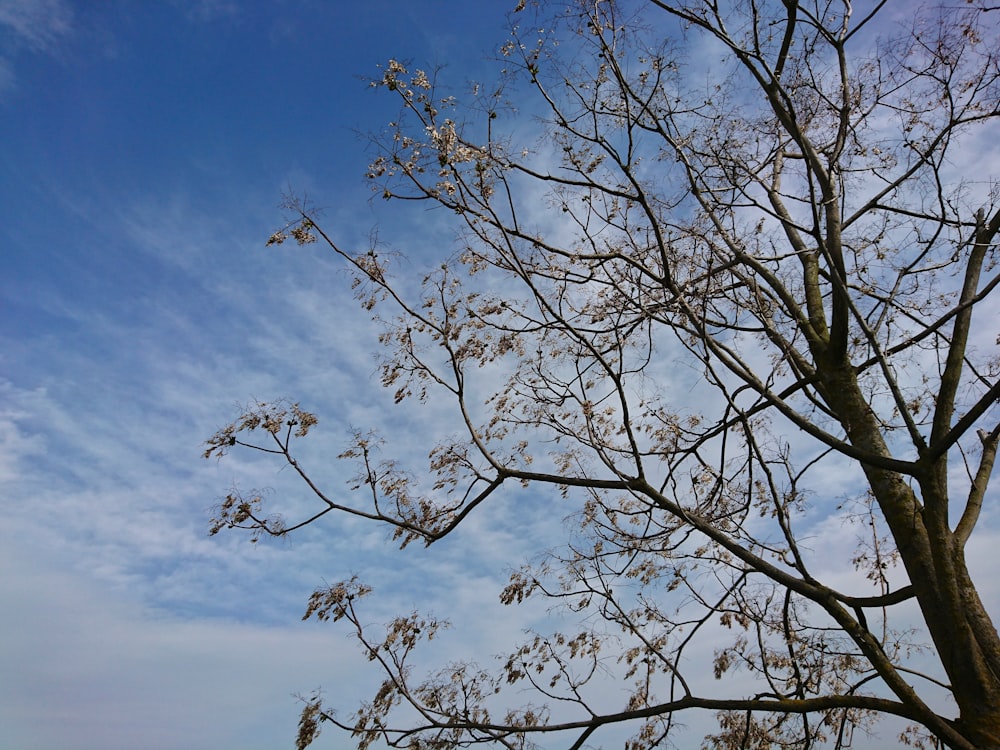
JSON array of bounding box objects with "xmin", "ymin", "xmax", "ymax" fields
[{"xmin": 205, "ymin": 1, "xmax": 1000, "ymax": 747}]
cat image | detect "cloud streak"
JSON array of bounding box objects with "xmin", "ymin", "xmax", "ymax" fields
[
  {"xmin": 0, "ymin": 0, "xmax": 72, "ymax": 98},
  {"xmin": 2, "ymin": 3, "xmax": 998, "ymax": 748},
  {"xmin": 0, "ymin": 0, "xmax": 72, "ymax": 52},
  {"xmin": 0, "ymin": 533, "xmax": 376, "ymax": 750}
]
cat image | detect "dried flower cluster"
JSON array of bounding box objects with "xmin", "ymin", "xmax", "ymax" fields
[{"xmin": 204, "ymin": 399, "xmax": 317, "ymax": 460}]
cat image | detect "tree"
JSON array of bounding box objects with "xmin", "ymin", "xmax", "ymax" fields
[{"xmin": 205, "ymin": 1, "xmax": 1000, "ymax": 748}]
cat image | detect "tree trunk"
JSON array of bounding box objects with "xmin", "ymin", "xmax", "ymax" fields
[{"xmin": 818, "ymin": 360, "xmax": 1000, "ymax": 747}]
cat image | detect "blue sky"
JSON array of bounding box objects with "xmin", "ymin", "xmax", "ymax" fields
[
  {"xmin": 1, "ymin": 2, "xmax": 546, "ymax": 749},
  {"xmin": 3, "ymin": 2, "xmax": 1000, "ymax": 750}
]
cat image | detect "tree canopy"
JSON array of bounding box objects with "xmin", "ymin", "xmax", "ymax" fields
[{"xmin": 206, "ymin": 1, "xmax": 1000, "ymax": 748}]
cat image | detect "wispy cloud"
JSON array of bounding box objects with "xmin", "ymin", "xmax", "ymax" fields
[
  {"xmin": 0, "ymin": 0, "xmax": 72, "ymax": 97},
  {"xmin": 167, "ymin": 0, "xmax": 238, "ymax": 24},
  {"xmin": 0, "ymin": 532, "xmax": 375, "ymax": 750},
  {"xmin": 4, "ymin": 3, "xmax": 997, "ymax": 746},
  {"xmin": 0, "ymin": 180, "xmax": 560, "ymax": 747},
  {"xmin": 0, "ymin": 0, "xmax": 73, "ymax": 52}
]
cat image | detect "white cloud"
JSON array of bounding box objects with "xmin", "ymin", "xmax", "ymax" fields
[
  {"xmin": 169, "ymin": 0, "xmax": 239, "ymax": 24},
  {"xmin": 0, "ymin": 0, "xmax": 72, "ymax": 99},
  {"xmin": 0, "ymin": 0, "xmax": 74, "ymax": 102},
  {"xmin": 0, "ymin": 0, "xmax": 73, "ymax": 53},
  {"xmin": 2, "ymin": 3, "xmax": 996, "ymax": 738},
  {"xmin": 0, "ymin": 383, "xmax": 48, "ymax": 484},
  {"xmin": 0, "ymin": 179, "xmax": 566, "ymax": 748},
  {"xmin": 0, "ymin": 533, "xmax": 374, "ymax": 750}
]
